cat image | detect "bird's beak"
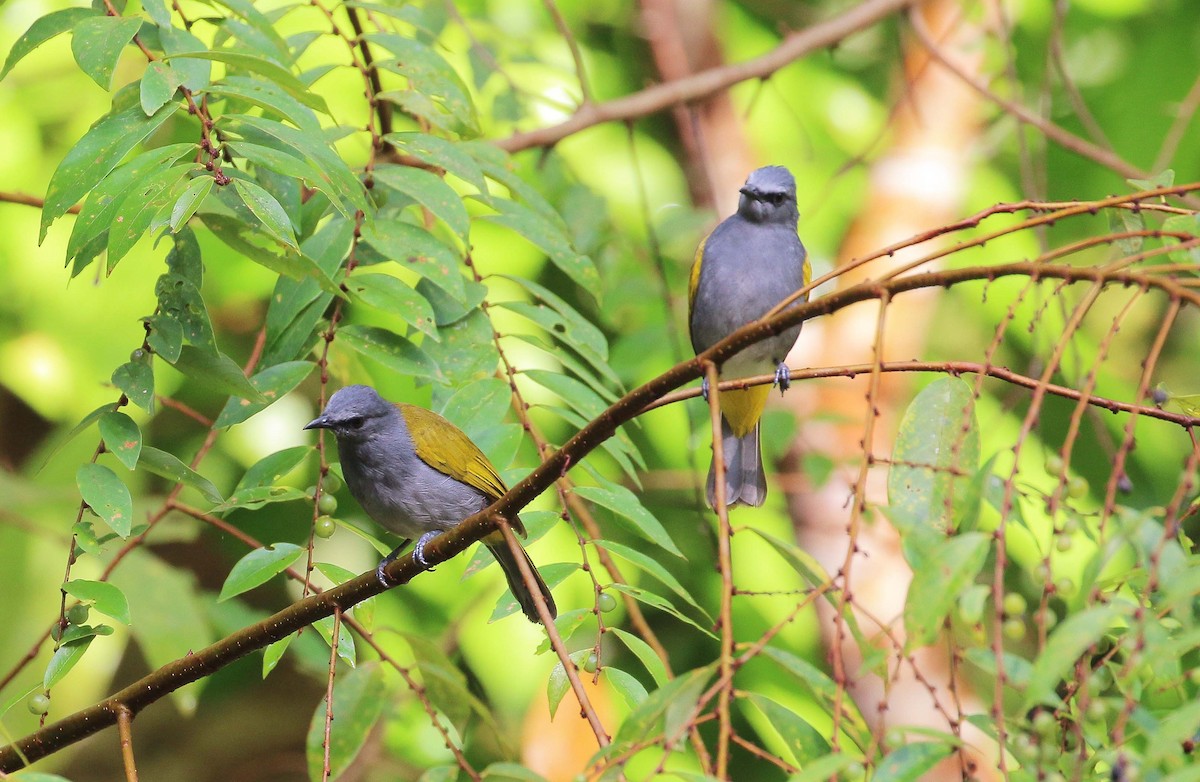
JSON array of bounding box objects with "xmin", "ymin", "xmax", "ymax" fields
[
  {"xmin": 304, "ymin": 415, "xmax": 330, "ymax": 431},
  {"xmin": 739, "ymin": 186, "xmax": 753, "ymax": 197}
]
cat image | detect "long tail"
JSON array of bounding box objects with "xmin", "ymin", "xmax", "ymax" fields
[
  {"xmin": 706, "ymin": 417, "xmax": 767, "ymax": 508},
  {"xmin": 485, "ymin": 538, "xmax": 557, "ymax": 623}
]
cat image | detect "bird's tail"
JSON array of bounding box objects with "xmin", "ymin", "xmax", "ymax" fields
[
  {"xmin": 484, "ymin": 536, "xmax": 557, "ymax": 623},
  {"xmin": 706, "ymin": 417, "xmax": 767, "ymax": 508}
]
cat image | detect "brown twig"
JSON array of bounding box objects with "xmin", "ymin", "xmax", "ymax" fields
[{"xmin": 115, "ymin": 704, "xmax": 138, "ymax": 782}]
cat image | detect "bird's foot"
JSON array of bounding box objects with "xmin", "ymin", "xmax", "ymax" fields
[
  {"xmin": 773, "ymin": 362, "xmax": 791, "ymax": 395},
  {"xmin": 375, "ymin": 537, "xmax": 413, "ymax": 587},
  {"xmin": 413, "ymin": 531, "xmax": 439, "ymax": 569},
  {"xmin": 701, "ymin": 375, "xmax": 710, "ymax": 402}
]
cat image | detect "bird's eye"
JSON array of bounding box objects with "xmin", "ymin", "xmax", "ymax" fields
[
  {"xmin": 346, "ymin": 416, "xmax": 365, "ymax": 430},
  {"xmin": 768, "ymin": 193, "xmax": 785, "ymax": 206}
]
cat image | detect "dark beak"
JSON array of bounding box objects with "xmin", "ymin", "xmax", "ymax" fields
[
  {"xmin": 739, "ymin": 186, "xmax": 753, "ymax": 197},
  {"xmin": 304, "ymin": 416, "xmax": 330, "ymax": 431}
]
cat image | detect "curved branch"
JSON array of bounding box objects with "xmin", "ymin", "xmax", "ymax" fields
[
  {"xmin": 494, "ymin": 0, "xmax": 921, "ymax": 153},
  {"xmin": 3, "ymin": 257, "xmax": 1199, "ymax": 771}
]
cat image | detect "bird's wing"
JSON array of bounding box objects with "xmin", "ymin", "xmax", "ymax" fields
[
  {"xmin": 398, "ymin": 404, "xmax": 511, "ymax": 506},
  {"xmin": 687, "ymin": 231, "xmax": 709, "ymax": 318}
]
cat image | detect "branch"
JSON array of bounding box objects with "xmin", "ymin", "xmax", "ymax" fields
[{"xmin": 494, "ymin": 0, "xmax": 921, "ymax": 152}]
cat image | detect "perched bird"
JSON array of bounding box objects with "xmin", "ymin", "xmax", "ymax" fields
[
  {"xmin": 688, "ymin": 166, "xmax": 810, "ymax": 507},
  {"xmin": 305, "ymin": 385, "xmax": 556, "ymax": 623}
]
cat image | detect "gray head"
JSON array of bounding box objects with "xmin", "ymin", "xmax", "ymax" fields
[
  {"xmin": 736, "ymin": 165, "xmax": 798, "ymax": 225},
  {"xmin": 304, "ymin": 385, "xmax": 398, "ymax": 441}
]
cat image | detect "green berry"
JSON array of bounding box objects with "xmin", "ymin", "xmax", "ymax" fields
[
  {"xmin": 1003, "ymin": 592, "xmax": 1027, "ymax": 617},
  {"xmin": 842, "ymin": 761, "xmax": 865, "ymax": 780},
  {"xmin": 597, "ymin": 592, "xmax": 617, "ymax": 613},
  {"xmin": 583, "ymin": 652, "xmax": 598, "ymax": 674},
  {"xmin": 317, "ymin": 493, "xmax": 338, "ymax": 514},
  {"xmin": 1055, "ymin": 533, "xmax": 1073, "ymax": 553},
  {"xmin": 1012, "ymin": 733, "xmax": 1038, "ymax": 763},
  {"xmin": 1067, "ymin": 476, "xmax": 1088, "ymax": 499},
  {"xmin": 1044, "ymin": 454, "xmax": 1064, "ymax": 476},
  {"xmin": 321, "ymin": 473, "xmax": 342, "ymax": 494},
  {"xmin": 1003, "ymin": 617, "xmax": 1026, "ymax": 641},
  {"xmin": 314, "ymin": 516, "xmax": 337, "ymax": 539},
  {"xmin": 1061, "ymin": 516, "xmax": 1079, "ymax": 535},
  {"xmin": 305, "ymin": 485, "xmax": 318, "ymax": 499},
  {"xmin": 27, "ymin": 693, "xmax": 50, "ymax": 715},
  {"xmin": 1032, "ymin": 710, "xmax": 1056, "ymax": 736},
  {"xmin": 66, "ymin": 604, "xmax": 89, "ymax": 626},
  {"xmin": 1086, "ymin": 699, "xmax": 1106, "ymax": 722},
  {"xmin": 49, "ymin": 623, "xmax": 63, "ymax": 642}
]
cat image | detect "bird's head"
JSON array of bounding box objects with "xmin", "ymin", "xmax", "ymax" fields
[
  {"xmin": 736, "ymin": 165, "xmax": 798, "ymax": 225},
  {"xmin": 304, "ymin": 385, "xmax": 396, "ymax": 441}
]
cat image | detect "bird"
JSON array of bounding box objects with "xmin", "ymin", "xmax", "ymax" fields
[
  {"xmin": 305, "ymin": 385, "xmax": 557, "ymax": 623},
  {"xmin": 688, "ymin": 165, "xmax": 810, "ymax": 508}
]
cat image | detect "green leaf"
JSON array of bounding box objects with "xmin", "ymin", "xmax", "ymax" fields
[
  {"xmin": 421, "ymin": 307, "xmax": 496, "ymax": 385},
  {"xmin": 1022, "ymin": 603, "xmax": 1130, "ymax": 712},
  {"xmin": 338, "ymin": 324, "xmax": 438, "ymax": 381},
  {"xmin": 142, "ymin": 0, "xmax": 172, "ymax": 27},
  {"xmin": 70, "ymin": 16, "xmax": 143, "ymax": 90},
  {"xmin": 605, "ymin": 666, "xmax": 648, "ymax": 710},
  {"xmin": 62, "ymin": 579, "xmax": 132, "ymax": 624},
  {"xmin": 158, "ymin": 26, "xmax": 210, "ymax": 91},
  {"xmin": 608, "ymin": 583, "xmax": 715, "ymax": 638},
  {"xmin": 487, "ymin": 562, "xmax": 576, "ymax": 622},
  {"xmin": 170, "ymin": 176, "xmax": 214, "ymax": 232},
  {"xmin": 904, "ymin": 532, "xmax": 990, "ymax": 649},
  {"xmin": 232, "ymin": 178, "xmax": 298, "ymax": 248},
  {"xmin": 547, "ymin": 650, "xmax": 591, "ymax": 719},
  {"xmin": 1108, "ymin": 208, "xmax": 1145, "ymax": 254},
  {"xmin": 235, "ymin": 446, "xmax": 312, "ymax": 494},
  {"xmin": 77, "ymin": 463, "xmax": 133, "ymax": 538},
  {"xmin": 438, "ymin": 377, "xmax": 511, "ymax": 435},
  {"xmin": 170, "ymin": 345, "xmax": 269, "ymax": 402},
  {"xmin": 43, "ymin": 635, "xmax": 97, "ymax": 690},
  {"xmin": 788, "ymin": 755, "xmax": 858, "ymax": 782},
  {"xmin": 373, "ymin": 164, "xmax": 470, "ymax": 242},
  {"xmin": 368, "ymin": 34, "xmax": 477, "ymax": 134},
  {"xmin": 403, "ymin": 633, "xmax": 481, "ymax": 732},
  {"xmin": 140, "ymin": 60, "xmax": 182, "ymax": 115},
  {"xmin": 496, "ymin": 274, "xmax": 609, "ymax": 361},
  {"xmin": 262, "ymin": 633, "xmax": 293, "ymax": 679},
  {"xmin": 207, "ymin": 76, "xmax": 321, "ymax": 131},
  {"xmin": 7, "ymin": 772, "xmax": 77, "ymax": 782},
  {"xmin": 597, "ymin": 539, "xmax": 709, "ymax": 621},
  {"xmin": 1162, "ymin": 214, "xmax": 1200, "ymax": 265},
  {"xmin": 211, "ymin": 485, "xmax": 308, "ymax": 514},
  {"xmin": 484, "ymin": 199, "xmax": 599, "ymax": 293},
  {"xmin": 214, "ymin": 361, "xmax": 315, "ymax": 428},
  {"xmin": 359, "ymin": 219, "xmax": 466, "ymax": 302},
  {"xmin": 888, "ymin": 376, "xmax": 980, "ymax": 531},
  {"xmin": 98, "ymin": 411, "xmax": 141, "ymax": 470},
  {"xmin": 384, "ymin": 131, "xmax": 488, "ymax": 193},
  {"xmin": 1127, "ymin": 169, "xmax": 1174, "ymax": 190},
  {"xmin": 750, "ymin": 527, "xmax": 833, "ymax": 589},
  {"xmin": 218, "ymin": 543, "xmax": 305, "ymax": 601},
  {"xmin": 138, "ymin": 446, "xmax": 224, "ymax": 504},
  {"xmin": 144, "ymin": 313, "xmax": 184, "ymax": 362},
  {"xmin": 36, "ymin": 403, "xmax": 119, "ymax": 472},
  {"xmin": 741, "ymin": 693, "xmax": 829, "ymax": 765},
  {"xmin": 166, "ymin": 50, "xmax": 329, "ymax": 114},
  {"xmin": 305, "ymin": 662, "xmax": 386, "ymax": 781},
  {"xmin": 573, "ymin": 484, "xmax": 682, "ymax": 557},
  {"xmin": 345, "ymin": 272, "xmax": 438, "ymax": 340},
  {"xmin": 201, "ymin": 213, "xmax": 339, "ymax": 293},
  {"xmin": 610, "ymin": 628, "xmax": 669, "ymax": 688},
  {"xmin": 42, "ymin": 103, "xmax": 180, "ymax": 241},
  {"xmin": 155, "ymin": 273, "xmax": 215, "ymax": 351},
  {"xmin": 614, "ymin": 664, "xmax": 714, "ymax": 744},
  {"xmin": 106, "ymin": 164, "xmax": 196, "ymax": 271},
  {"xmin": 220, "ymin": 115, "xmax": 367, "ymax": 215},
  {"xmin": 1, "ymin": 7, "xmax": 101, "ymax": 79},
  {"xmin": 478, "ymin": 763, "xmax": 550, "ymax": 782},
  {"xmin": 872, "ymin": 742, "xmax": 956, "ymax": 782}
]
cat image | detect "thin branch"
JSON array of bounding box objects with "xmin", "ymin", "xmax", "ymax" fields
[
  {"xmin": 321, "ymin": 607, "xmax": 341, "ymax": 782},
  {"xmin": 115, "ymin": 705, "xmax": 138, "ymax": 782},
  {"xmin": 495, "ymin": 0, "xmax": 920, "ymax": 152}
]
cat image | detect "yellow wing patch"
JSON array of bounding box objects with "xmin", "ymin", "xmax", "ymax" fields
[
  {"xmin": 720, "ymin": 386, "xmax": 771, "ymax": 439},
  {"xmin": 399, "ymin": 403, "xmax": 511, "ymax": 503},
  {"xmin": 688, "ymin": 232, "xmax": 709, "ymax": 317}
]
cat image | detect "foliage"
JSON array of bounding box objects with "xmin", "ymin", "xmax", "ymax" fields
[{"xmin": 0, "ymin": 0, "xmax": 1198, "ymax": 781}]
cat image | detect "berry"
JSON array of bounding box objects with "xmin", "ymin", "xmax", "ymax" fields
[
  {"xmin": 1044, "ymin": 454, "xmax": 1064, "ymax": 476},
  {"xmin": 66, "ymin": 604, "xmax": 89, "ymax": 626},
  {"xmin": 27, "ymin": 693, "xmax": 50, "ymax": 715},
  {"xmin": 1055, "ymin": 533, "xmax": 1073, "ymax": 553},
  {"xmin": 597, "ymin": 592, "xmax": 617, "ymax": 613},
  {"xmin": 1003, "ymin": 617, "xmax": 1026, "ymax": 641},
  {"xmin": 583, "ymin": 652, "xmax": 598, "ymax": 674},
  {"xmin": 321, "ymin": 473, "xmax": 342, "ymax": 494},
  {"xmin": 1032, "ymin": 710, "xmax": 1056, "ymax": 736},
  {"xmin": 1067, "ymin": 476, "xmax": 1088, "ymax": 499},
  {"xmin": 1003, "ymin": 592, "xmax": 1027, "ymax": 617},
  {"xmin": 317, "ymin": 493, "xmax": 338, "ymax": 515},
  {"xmin": 314, "ymin": 516, "xmax": 337, "ymax": 539}
]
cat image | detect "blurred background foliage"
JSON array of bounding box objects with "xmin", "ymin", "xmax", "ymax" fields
[{"xmin": 0, "ymin": 0, "xmax": 1198, "ymax": 780}]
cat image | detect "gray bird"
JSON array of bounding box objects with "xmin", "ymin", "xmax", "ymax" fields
[
  {"xmin": 688, "ymin": 166, "xmax": 810, "ymax": 507},
  {"xmin": 305, "ymin": 385, "xmax": 556, "ymax": 623}
]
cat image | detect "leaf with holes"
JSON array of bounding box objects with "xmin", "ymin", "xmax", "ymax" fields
[
  {"xmin": 214, "ymin": 361, "xmax": 315, "ymax": 428},
  {"xmin": 43, "ymin": 103, "xmax": 181, "ymax": 241},
  {"xmin": 77, "ymin": 463, "xmax": 133, "ymax": 538}
]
